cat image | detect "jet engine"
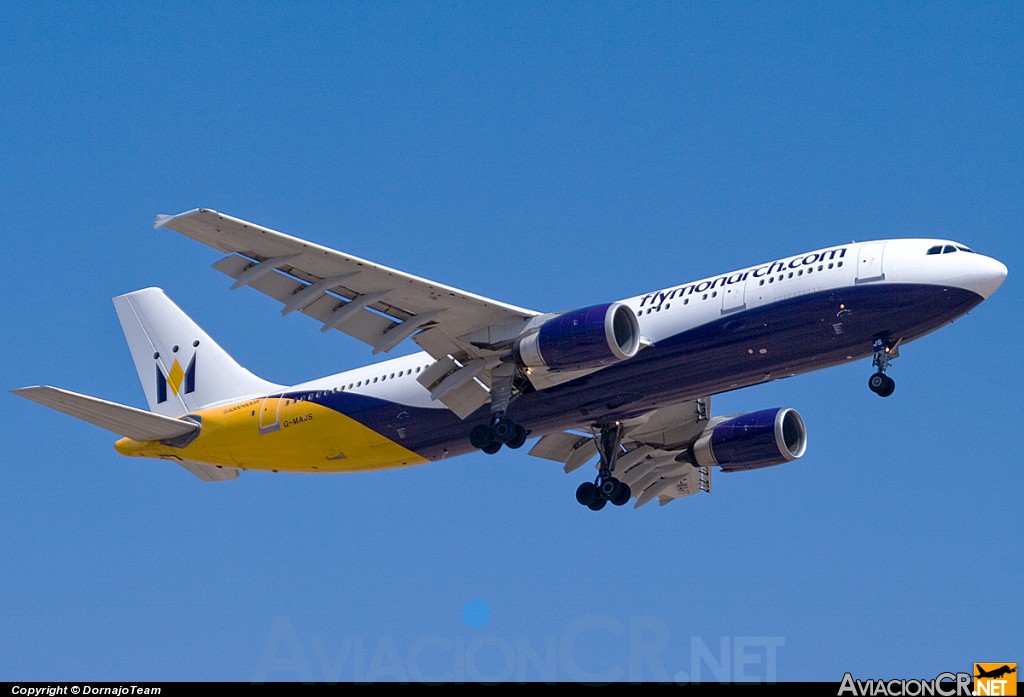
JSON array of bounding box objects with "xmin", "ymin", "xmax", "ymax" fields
[
  {"xmin": 691, "ymin": 407, "xmax": 807, "ymax": 472},
  {"xmin": 513, "ymin": 302, "xmax": 641, "ymax": 371}
]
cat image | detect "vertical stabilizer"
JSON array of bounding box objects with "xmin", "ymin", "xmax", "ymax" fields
[{"xmin": 113, "ymin": 287, "xmax": 281, "ymax": 417}]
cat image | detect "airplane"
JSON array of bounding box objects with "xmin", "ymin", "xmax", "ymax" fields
[
  {"xmin": 976, "ymin": 665, "xmax": 1017, "ymax": 680},
  {"xmin": 13, "ymin": 209, "xmax": 1008, "ymax": 510}
]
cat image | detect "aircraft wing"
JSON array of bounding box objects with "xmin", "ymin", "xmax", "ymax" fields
[
  {"xmin": 157, "ymin": 209, "xmax": 542, "ymax": 417},
  {"xmin": 528, "ymin": 397, "xmax": 713, "ymax": 508}
]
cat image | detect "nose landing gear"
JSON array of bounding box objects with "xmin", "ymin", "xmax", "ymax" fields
[
  {"xmin": 868, "ymin": 372, "xmax": 895, "ymax": 397},
  {"xmin": 868, "ymin": 337, "xmax": 900, "ymax": 397}
]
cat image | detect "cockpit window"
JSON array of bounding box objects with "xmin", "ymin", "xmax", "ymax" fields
[{"xmin": 927, "ymin": 243, "xmax": 976, "ymax": 256}]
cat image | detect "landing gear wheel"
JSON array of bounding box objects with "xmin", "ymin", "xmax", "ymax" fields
[
  {"xmin": 481, "ymin": 442, "xmax": 502, "ymax": 455},
  {"xmin": 610, "ymin": 482, "xmax": 632, "ymax": 507},
  {"xmin": 490, "ymin": 416, "xmax": 517, "ymax": 444},
  {"xmin": 587, "ymin": 498, "xmax": 607, "ymax": 511},
  {"xmin": 470, "ymin": 424, "xmax": 493, "ymax": 449},
  {"xmin": 868, "ymin": 372, "xmax": 896, "ymax": 397},
  {"xmin": 868, "ymin": 372, "xmax": 887, "ymax": 393},
  {"xmin": 878, "ymin": 375, "xmax": 895, "ymax": 397},
  {"xmin": 576, "ymin": 481, "xmax": 599, "ymax": 507},
  {"xmin": 505, "ymin": 424, "xmax": 528, "ymax": 449},
  {"xmin": 600, "ymin": 477, "xmax": 623, "ymax": 500}
]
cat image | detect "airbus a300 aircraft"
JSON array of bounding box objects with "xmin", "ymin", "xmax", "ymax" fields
[{"xmin": 14, "ymin": 210, "xmax": 1007, "ymax": 510}]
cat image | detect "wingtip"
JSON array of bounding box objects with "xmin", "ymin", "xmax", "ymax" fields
[{"xmin": 153, "ymin": 208, "xmax": 216, "ymax": 229}]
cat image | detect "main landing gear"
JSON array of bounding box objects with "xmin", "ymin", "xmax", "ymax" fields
[
  {"xmin": 868, "ymin": 337, "xmax": 899, "ymax": 398},
  {"xmin": 469, "ymin": 362, "xmax": 528, "ymax": 454},
  {"xmin": 575, "ymin": 423, "xmax": 631, "ymax": 511},
  {"xmin": 470, "ymin": 416, "xmax": 528, "ymax": 454}
]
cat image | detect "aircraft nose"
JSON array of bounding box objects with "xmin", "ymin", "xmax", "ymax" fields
[{"xmin": 965, "ymin": 254, "xmax": 1008, "ymax": 299}]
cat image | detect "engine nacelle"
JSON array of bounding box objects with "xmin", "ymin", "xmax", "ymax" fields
[
  {"xmin": 692, "ymin": 408, "xmax": 807, "ymax": 472},
  {"xmin": 514, "ymin": 302, "xmax": 641, "ymax": 371}
]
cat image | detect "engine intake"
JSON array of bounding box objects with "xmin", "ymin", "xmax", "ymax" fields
[
  {"xmin": 514, "ymin": 302, "xmax": 641, "ymax": 371},
  {"xmin": 692, "ymin": 407, "xmax": 807, "ymax": 472}
]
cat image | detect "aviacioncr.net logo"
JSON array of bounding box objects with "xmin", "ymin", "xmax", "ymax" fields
[
  {"xmin": 974, "ymin": 664, "xmax": 1017, "ymax": 697},
  {"xmin": 838, "ymin": 672, "xmax": 973, "ymax": 696}
]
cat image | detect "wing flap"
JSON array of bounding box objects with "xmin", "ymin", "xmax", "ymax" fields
[
  {"xmin": 13, "ymin": 386, "xmax": 200, "ymax": 442},
  {"xmin": 416, "ymin": 356, "xmax": 490, "ymax": 419},
  {"xmin": 528, "ymin": 432, "xmax": 596, "ymax": 473},
  {"xmin": 212, "ymin": 254, "xmax": 405, "ymax": 346}
]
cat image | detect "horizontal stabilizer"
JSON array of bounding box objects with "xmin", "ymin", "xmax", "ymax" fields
[
  {"xmin": 12, "ymin": 386, "xmax": 200, "ymax": 442},
  {"xmin": 178, "ymin": 461, "xmax": 239, "ymax": 482}
]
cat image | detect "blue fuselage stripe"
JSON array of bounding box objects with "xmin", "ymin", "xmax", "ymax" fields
[{"xmin": 290, "ymin": 283, "xmax": 983, "ymax": 461}]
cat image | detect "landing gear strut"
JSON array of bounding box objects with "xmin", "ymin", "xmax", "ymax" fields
[
  {"xmin": 868, "ymin": 337, "xmax": 899, "ymax": 397},
  {"xmin": 575, "ymin": 423, "xmax": 631, "ymax": 510},
  {"xmin": 469, "ymin": 362, "xmax": 528, "ymax": 454}
]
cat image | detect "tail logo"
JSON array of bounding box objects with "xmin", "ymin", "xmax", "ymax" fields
[{"xmin": 156, "ymin": 353, "xmax": 196, "ymax": 403}]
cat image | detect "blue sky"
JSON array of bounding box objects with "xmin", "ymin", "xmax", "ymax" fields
[{"xmin": 1, "ymin": 1, "xmax": 1020, "ymax": 682}]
